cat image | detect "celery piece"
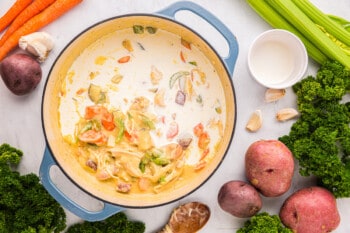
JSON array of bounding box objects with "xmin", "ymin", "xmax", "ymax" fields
[
  {"xmin": 266, "ymin": 0, "xmax": 350, "ymax": 69},
  {"xmin": 246, "ymin": 0, "xmax": 327, "ymax": 64},
  {"xmin": 328, "ymin": 15, "xmax": 350, "ymax": 33},
  {"xmin": 292, "ymin": 0, "xmax": 350, "ymax": 47}
]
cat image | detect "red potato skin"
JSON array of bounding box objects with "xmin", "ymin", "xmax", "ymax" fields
[
  {"xmin": 245, "ymin": 140, "xmax": 294, "ymax": 197},
  {"xmin": 217, "ymin": 180, "xmax": 262, "ymax": 218},
  {"xmin": 0, "ymin": 53, "xmax": 42, "ymax": 95},
  {"xmin": 280, "ymin": 186, "xmax": 340, "ymax": 233}
]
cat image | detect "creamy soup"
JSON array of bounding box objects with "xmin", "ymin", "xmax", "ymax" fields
[{"xmin": 58, "ymin": 25, "xmax": 226, "ymax": 194}]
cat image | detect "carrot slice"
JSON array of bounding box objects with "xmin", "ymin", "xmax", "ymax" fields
[
  {"xmin": 117, "ymin": 55, "xmax": 131, "ymax": 63},
  {"xmin": 180, "ymin": 51, "xmax": 186, "ymax": 63},
  {"xmin": 193, "ymin": 123, "xmax": 204, "ymax": 137},
  {"xmin": 198, "ymin": 131, "xmax": 210, "ymax": 150},
  {"xmin": 0, "ymin": 0, "xmax": 83, "ymax": 61},
  {"xmin": 0, "ymin": 0, "xmax": 56, "ymax": 47},
  {"xmin": 181, "ymin": 38, "xmax": 191, "ymax": 50},
  {"xmin": 101, "ymin": 112, "xmax": 115, "ymax": 131},
  {"xmin": 0, "ymin": 0, "xmax": 32, "ymax": 33}
]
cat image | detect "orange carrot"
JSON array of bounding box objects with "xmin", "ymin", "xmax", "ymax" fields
[
  {"xmin": 0, "ymin": 0, "xmax": 32, "ymax": 33},
  {"xmin": 117, "ymin": 55, "xmax": 131, "ymax": 63},
  {"xmin": 0, "ymin": 0, "xmax": 83, "ymax": 61},
  {"xmin": 0, "ymin": 0, "xmax": 56, "ymax": 47}
]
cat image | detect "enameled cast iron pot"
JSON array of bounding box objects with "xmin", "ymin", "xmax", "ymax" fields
[{"xmin": 40, "ymin": 1, "xmax": 238, "ymax": 221}]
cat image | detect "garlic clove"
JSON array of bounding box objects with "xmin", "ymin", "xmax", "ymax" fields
[
  {"xmin": 276, "ymin": 108, "xmax": 299, "ymax": 121},
  {"xmin": 246, "ymin": 109, "xmax": 263, "ymax": 132},
  {"xmin": 19, "ymin": 32, "xmax": 54, "ymax": 62},
  {"xmin": 265, "ymin": 88, "xmax": 286, "ymax": 103}
]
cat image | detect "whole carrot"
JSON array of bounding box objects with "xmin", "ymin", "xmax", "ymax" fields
[
  {"xmin": 0, "ymin": 0, "xmax": 56, "ymax": 47},
  {"xmin": 0, "ymin": 0, "xmax": 33, "ymax": 33},
  {"xmin": 0, "ymin": 0, "xmax": 83, "ymax": 62}
]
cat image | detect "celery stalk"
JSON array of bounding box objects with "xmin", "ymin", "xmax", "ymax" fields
[
  {"xmin": 292, "ymin": 0, "xmax": 350, "ymax": 47},
  {"xmin": 246, "ymin": 0, "xmax": 327, "ymax": 64},
  {"xmin": 266, "ymin": 0, "xmax": 350, "ymax": 69},
  {"xmin": 328, "ymin": 15, "xmax": 350, "ymax": 33}
]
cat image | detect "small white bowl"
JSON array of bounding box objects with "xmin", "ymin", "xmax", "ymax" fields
[{"xmin": 248, "ymin": 29, "xmax": 308, "ymax": 89}]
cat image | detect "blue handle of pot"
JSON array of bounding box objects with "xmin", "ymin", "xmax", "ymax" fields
[
  {"xmin": 157, "ymin": 1, "xmax": 239, "ymax": 76},
  {"xmin": 39, "ymin": 147, "xmax": 123, "ymax": 221}
]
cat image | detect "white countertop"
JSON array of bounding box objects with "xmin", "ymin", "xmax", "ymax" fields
[{"xmin": 1, "ymin": 0, "xmax": 349, "ymax": 232}]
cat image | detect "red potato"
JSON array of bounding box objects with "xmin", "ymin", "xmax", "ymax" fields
[
  {"xmin": 280, "ymin": 186, "xmax": 340, "ymax": 233},
  {"xmin": 217, "ymin": 180, "xmax": 262, "ymax": 218},
  {"xmin": 0, "ymin": 53, "xmax": 42, "ymax": 95},
  {"xmin": 245, "ymin": 139, "xmax": 294, "ymax": 197}
]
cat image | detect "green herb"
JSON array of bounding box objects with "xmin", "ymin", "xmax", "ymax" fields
[
  {"xmin": 279, "ymin": 60, "xmax": 350, "ymax": 198},
  {"xmin": 133, "ymin": 25, "xmax": 144, "ymax": 34},
  {"xmin": 0, "ymin": 143, "xmax": 66, "ymax": 233},
  {"xmin": 237, "ymin": 212, "xmax": 292, "ymax": 233},
  {"xmin": 66, "ymin": 212, "xmax": 145, "ymax": 233}
]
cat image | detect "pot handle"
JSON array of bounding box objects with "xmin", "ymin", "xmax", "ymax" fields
[
  {"xmin": 39, "ymin": 146, "xmax": 123, "ymax": 221},
  {"xmin": 157, "ymin": 1, "xmax": 239, "ymax": 76}
]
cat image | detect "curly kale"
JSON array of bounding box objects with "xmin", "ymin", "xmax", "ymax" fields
[
  {"xmin": 237, "ymin": 212, "xmax": 292, "ymax": 233},
  {"xmin": 0, "ymin": 143, "xmax": 23, "ymax": 165},
  {"xmin": 66, "ymin": 212, "xmax": 145, "ymax": 233},
  {"xmin": 0, "ymin": 143, "xmax": 66, "ymax": 233},
  {"xmin": 279, "ymin": 60, "xmax": 350, "ymax": 198}
]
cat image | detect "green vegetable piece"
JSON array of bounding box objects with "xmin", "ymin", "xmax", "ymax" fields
[
  {"xmin": 292, "ymin": 0, "xmax": 350, "ymax": 48},
  {"xmin": 0, "ymin": 143, "xmax": 23, "ymax": 165},
  {"xmin": 328, "ymin": 14, "xmax": 350, "ymax": 32},
  {"xmin": 133, "ymin": 25, "xmax": 144, "ymax": 34},
  {"xmin": 189, "ymin": 61, "xmax": 197, "ymax": 66},
  {"xmin": 158, "ymin": 176, "xmax": 166, "ymax": 184},
  {"xmin": 152, "ymin": 157, "xmax": 170, "ymax": 166},
  {"xmin": 88, "ymin": 83, "xmax": 106, "ymax": 104},
  {"xmin": 66, "ymin": 212, "xmax": 145, "ymax": 233},
  {"xmin": 80, "ymin": 119, "xmax": 101, "ymax": 133},
  {"xmin": 141, "ymin": 115, "xmax": 155, "ymax": 130},
  {"xmin": 115, "ymin": 118, "xmax": 125, "ymax": 143},
  {"xmin": 237, "ymin": 212, "xmax": 293, "ymax": 233},
  {"xmin": 279, "ymin": 60, "xmax": 350, "ymax": 198},
  {"xmin": 0, "ymin": 144, "xmax": 66, "ymax": 232},
  {"xmin": 169, "ymin": 71, "xmax": 190, "ymax": 89},
  {"xmin": 146, "ymin": 26, "xmax": 157, "ymax": 34}
]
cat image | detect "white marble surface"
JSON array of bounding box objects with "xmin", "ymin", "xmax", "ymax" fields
[{"xmin": 1, "ymin": 0, "xmax": 350, "ymax": 232}]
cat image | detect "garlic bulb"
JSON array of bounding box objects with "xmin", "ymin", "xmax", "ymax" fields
[{"xmin": 19, "ymin": 32, "xmax": 54, "ymax": 62}]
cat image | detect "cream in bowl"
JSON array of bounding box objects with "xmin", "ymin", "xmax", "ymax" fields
[{"xmin": 248, "ymin": 29, "xmax": 308, "ymax": 89}]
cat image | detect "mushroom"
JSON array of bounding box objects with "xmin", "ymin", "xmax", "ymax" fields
[
  {"xmin": 19, "ymin": 32, "xmax": 54, "ymax": 62},
  {"xmin": 158, "ymin": 202, "xmax": 210, "ymax": 233}
]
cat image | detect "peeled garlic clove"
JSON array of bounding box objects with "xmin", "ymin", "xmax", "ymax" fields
[
  {"xmin": 246, "ymin": 109, "xmax": 263, "ymax": 132},
  {"xmin": 265, "ymin": 88, "xmax": 286, "ymax": 103},
  {"xmin": 19, "ymin": 32, "xmax": 54, "ymax": 62},
  {"xmin": 276, "ymin": 108, "xmax": 299, "ymax": 121}
]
